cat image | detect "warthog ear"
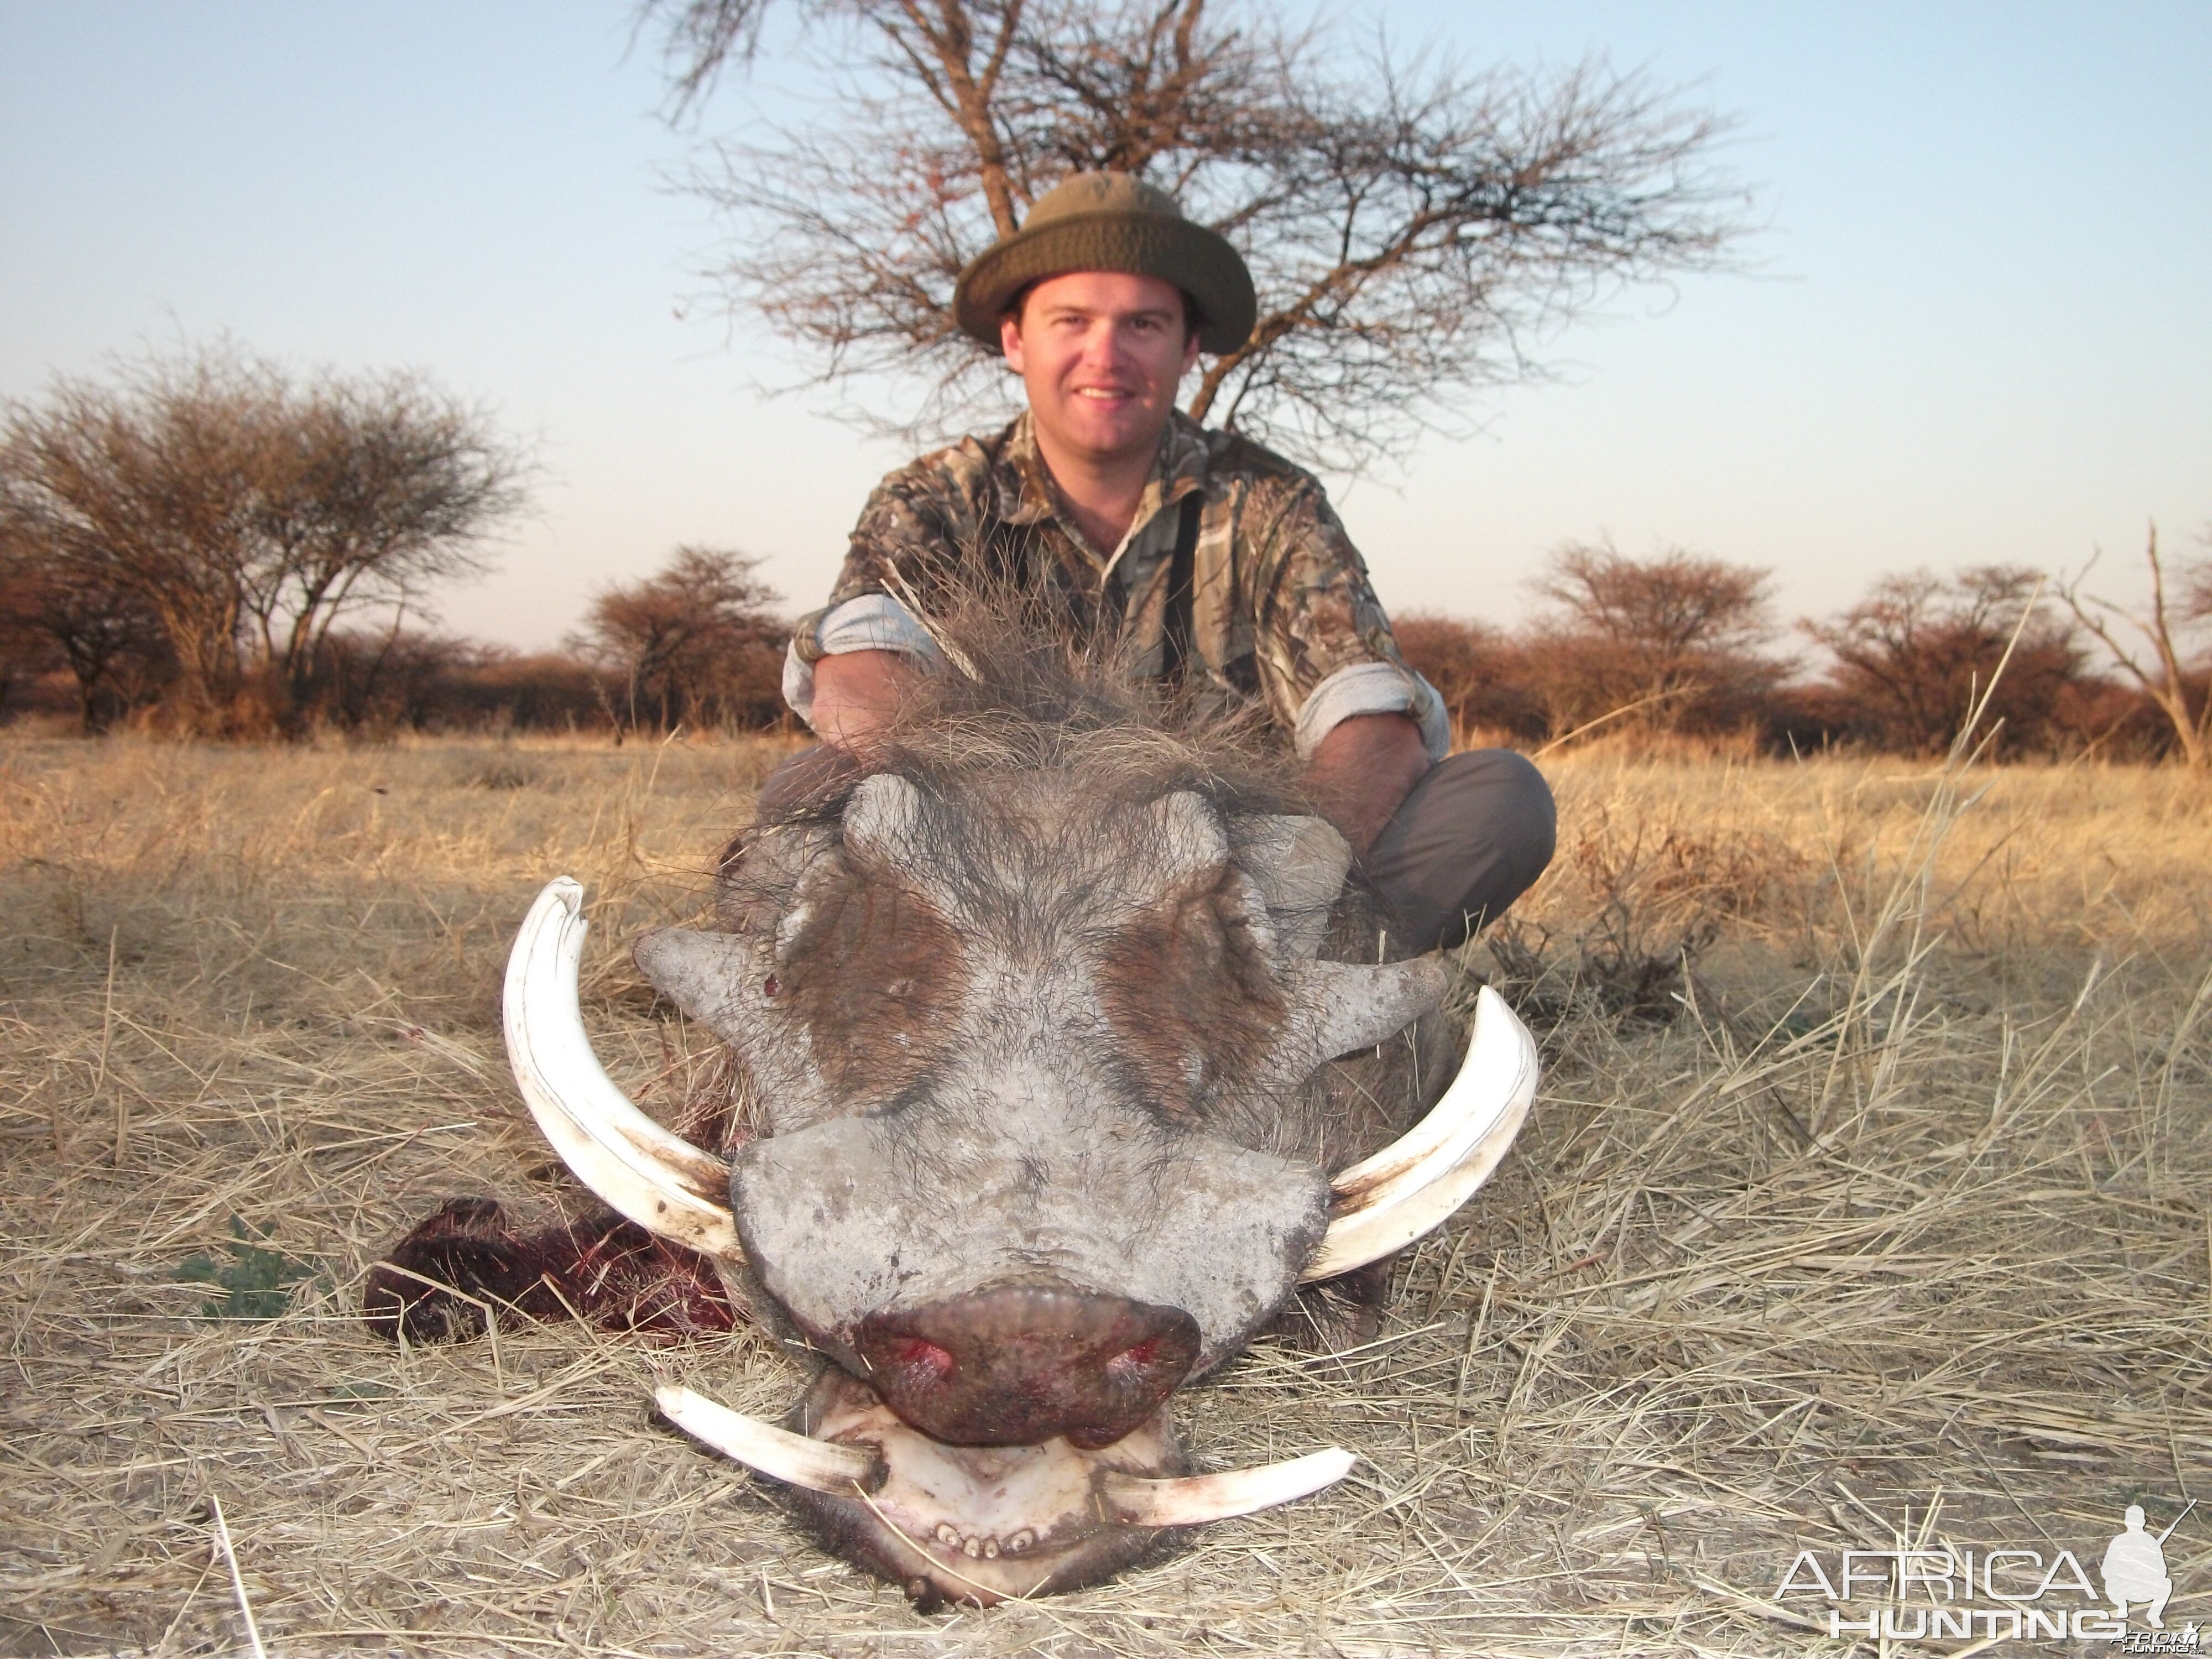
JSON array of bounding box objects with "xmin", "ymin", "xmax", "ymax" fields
[
  {"xmin": 839, "ymin": 773, "xmax": 974, "ymax": 924},
  {"xmin": 842, "ymin": 773, "xmax": 931, "ymax": 869},
  {"xmin": 1146, "ymin": 791, "xmax": 1230, "ymax": 890},
  {"xmin": 1229, "ymin": 815, "xmax": 1350, "ymax": 962}
]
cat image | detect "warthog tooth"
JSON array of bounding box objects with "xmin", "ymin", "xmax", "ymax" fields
[
  {"xmin": 655, "ymin": 1385, "xmax": 885, "ymax": 1495},
  {"xmin": 503, "ymin": 879, "xmax": 742, "ymax": 1261},
  {"xmin": 1099, "ymin": 1447, "xmax": 1357, "ymax": 1528},
  {"xmin": 1301, "ymin": 985, "xmax": 1539, "ymax": 1281}
]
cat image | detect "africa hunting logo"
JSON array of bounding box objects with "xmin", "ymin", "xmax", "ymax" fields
[{"xmin": 1774, "ymin": 1501, "xmax": 2194, "ymax": 1647}]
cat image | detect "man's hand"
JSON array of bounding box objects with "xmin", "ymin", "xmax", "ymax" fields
[
  {"xmin": 810, "ymin": 649, "xmax": 916, "ymax": 755},
  {"xmin": 1305, "ymin": 712, "xmax": 1432, "ymax": 857}
]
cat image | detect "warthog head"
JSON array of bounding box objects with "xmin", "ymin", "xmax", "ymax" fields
[{"xmin": 504, "ymin": 669, "xmax": 1537, "ymax": 1605}]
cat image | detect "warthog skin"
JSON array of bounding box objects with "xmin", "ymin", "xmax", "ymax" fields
[{"xmin": 368, "ymin": 638, "xmax": 1455, "ymax": 1605}]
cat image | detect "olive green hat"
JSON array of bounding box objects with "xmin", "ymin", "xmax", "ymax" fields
[{"xmin": 952, "ymin": 171, "xmax": 1256, "ymax": 356}]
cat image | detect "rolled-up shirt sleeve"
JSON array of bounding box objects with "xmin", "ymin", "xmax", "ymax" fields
[
  {"xmin": 1292, "ymin": 661, "xmax": 1451, "ymax": 761},
  {"xmin": 781, "ymin": 593, "xmax": 942, "ymax": 725}
]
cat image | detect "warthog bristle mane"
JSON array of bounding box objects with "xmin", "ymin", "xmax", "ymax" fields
[{"xmin": 764, "ymin": 588, "xmax": 1313, "ymax": 836}]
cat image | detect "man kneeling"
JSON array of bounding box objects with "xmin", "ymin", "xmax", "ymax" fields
[{"xmin": 782, "ymin": 171, "xmax": 1555, "ymax": 951}]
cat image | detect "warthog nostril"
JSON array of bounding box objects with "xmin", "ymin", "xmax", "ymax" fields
[
  {"xmin": 1109, "ymin": 1338, "xmax": 1164, "ymax": 1375},
  {"xmin": 854, "ymin": 1282, "xmax": 1200, "ymax": 1448},
  {"xmin": 880, "ymin": 1336, "xmax": 954, "ymax": 1379}
]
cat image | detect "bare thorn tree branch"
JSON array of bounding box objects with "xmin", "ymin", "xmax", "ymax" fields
[
  {"xmin": 2059, "ymin": 523, "xmax": 2212, "ymax": 769},
  {"xmin": 644, "ymin": 0, "xmax": 1750, "ymax": 474}
]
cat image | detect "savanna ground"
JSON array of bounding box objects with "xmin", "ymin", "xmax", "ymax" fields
[{"xmin": 2, "ymin": 727, "xmax": 2207, "ymax": 1657}]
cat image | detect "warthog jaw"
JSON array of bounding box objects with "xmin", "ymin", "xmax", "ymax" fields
[{"xmin": 655, "ymin": 1375, "xmax": 1355, "ymax": 1605}]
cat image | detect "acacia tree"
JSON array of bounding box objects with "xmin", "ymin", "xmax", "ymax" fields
[
  {"xmin": 0, "ymin": 343, "xmax": 526, "ymax": 734},
  {"xmin": 1522, "ymin": 539, "xmax": 1779, "ymax": 737},
  {"xmin": 1802, "ymin": 566, "xmax": 2081, "ymax": 757},
  {"xmin": 575, "ymin": 546, "xmax": 790, "ymax": 734},
  {"xmin": 2059, "ymin": 524, "xmax": 2212, "ymax": 768},
  {"xmin": 644, "ymin": 0, "xmax": 1746, "ymax": 474},
  {"xmin": 243, "ymin": 372, "xmax": 530, "ymax": 728},
  {"xmin": 0, "ymin": 557, "xmax": 174, "ymax": 729}
]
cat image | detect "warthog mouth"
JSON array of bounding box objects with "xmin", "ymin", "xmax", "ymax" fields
[
  {"xmin": 784, "ymin": 1366, "xmax": 1185, "ymax": 1605},
  {"xmin": 658, "ymin": 1369, "xmax": 1353, "ymax": 1606}
]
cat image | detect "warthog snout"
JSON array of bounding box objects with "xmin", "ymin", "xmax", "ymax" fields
[{"xmin": 855, "ymin": 1281, "xmax": 1201, "ymax": 1448}]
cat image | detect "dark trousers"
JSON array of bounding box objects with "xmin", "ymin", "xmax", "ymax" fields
[
  {"xmin": 756, "ymin": 745, "xmax": 1555, "ymax": 954},
  {"xmin": 1367, "ymin": 749, "xmax": 1556, "ymax": 954}
]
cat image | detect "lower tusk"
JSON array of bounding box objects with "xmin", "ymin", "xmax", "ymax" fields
[
  {"xmin": 1099, "ymin": 1447, "xmax": 1356, "ymax": 1528},
  {"xmin": 656, "ymin": 1385, "xmax": 885, "ymax": 1495},
  {"xmin": 504, "ymin": 878, "xmax": 742, "ymax": 1260},
  {"xmin": 1301, "ymin": 984, "xmax": 1538, "ymax": 1281}
]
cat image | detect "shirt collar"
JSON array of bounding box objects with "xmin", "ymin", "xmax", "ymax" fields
[{"xmin": 993, "ymin": 410, "xmax": 1211, "ymax": 542}]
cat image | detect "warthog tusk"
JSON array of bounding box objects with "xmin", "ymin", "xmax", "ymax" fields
[
  {"xmin": 1301, "ymin": 985, "xmax": 1538, "ymax": 1281},
  {"xmin": 656, "ymin": 1385, "xmax": 885, "ymax": 1495},
  {"xmin": 1099, "ymin": 1447, "xmax": 1357, "ymax": 1527},
  {"xmin": 504, "ymin": 878, "xmax": 742, "ymax": 1260}
]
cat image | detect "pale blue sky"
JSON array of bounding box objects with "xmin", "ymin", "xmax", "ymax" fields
[{"xmin": 3, "ymin": 2, "xmax": 2206, "ymax": 653}]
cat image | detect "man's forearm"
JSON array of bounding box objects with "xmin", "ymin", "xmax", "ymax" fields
[
  {"xmin": 809, "ymin": 648, "xmax": 917, "ymax": 755},
  {"xmin": 1304, "ymin": 712, "xmax": 1431, "ymax": 857}
]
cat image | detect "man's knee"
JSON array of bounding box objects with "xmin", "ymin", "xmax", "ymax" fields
[
  {"xmin": 1366, "ymin": 747, "xmax": 1558, "ymax": 951},
  {"xmin": 1465, "ymin": 748, "xmax": 1557, "ymax": 888}
]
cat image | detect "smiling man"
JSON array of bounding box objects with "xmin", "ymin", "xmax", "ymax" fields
[{"xmin": 783, "ymin": 171, "xmax": 1554, "ymax": 950}]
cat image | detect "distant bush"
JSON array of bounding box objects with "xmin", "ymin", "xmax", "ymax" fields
[
  {"xmin": 1520, "ymin": 540, "xmax": 1786, "ymax": 740},
  {"xmin": 0, "ymin": 340, "xmax": 525, "ymax": 737},
  {"xmin": 570, "ymin": 546, "xmax": 789, "ymax": 737},
  {"xmin": 299, "ymin": 627, "xmax": 791, "ymax": 738},
  {"xmin": 1392, "ymin": 613, "xmax": 1547, "ymax": 745},
  {"xmin": 1394, "ymin": 551, "xmax": 2185, "ymax": 762},
  {"xmin": 1798, "ymin": 566, "xmax": 2083, "ymax": 757}
]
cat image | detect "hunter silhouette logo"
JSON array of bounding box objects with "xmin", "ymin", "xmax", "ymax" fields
[
  {"xmin": 2104, "ymin": 1502, "xmax": 2190, "ymax": 1629},
  {"xmin": 1772, "ymin": 1500, "xmax": 2196, "ymax": 1645}
]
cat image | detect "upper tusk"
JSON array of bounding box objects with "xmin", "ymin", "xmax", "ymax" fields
[
  {"xmin": 1099, "ymin": 1447, "xmax": 1356, "ymax": 1528},
  {"xmin": 656, "ymin": 1385, "xmax": 885, "ymax": 1495},
  {"xmin": 504, "ymin": 878, "xmax": 742, "ymax": 1260},
  {"xmin": 1300, "ymin": 984, "xmax": 1538, "ymax": 1281}
]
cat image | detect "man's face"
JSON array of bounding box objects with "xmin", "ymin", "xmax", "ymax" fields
[{"xmin": 1000, "ymin": 271, "xmax": 1201, "ymax": 471}]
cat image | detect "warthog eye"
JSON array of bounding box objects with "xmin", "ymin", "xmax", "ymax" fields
[{"xmin": 763, "ymin": 974, "xmax": 780, "ymax": 998}]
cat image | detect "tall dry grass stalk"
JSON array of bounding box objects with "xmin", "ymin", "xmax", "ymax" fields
[{"xmin": 2, "ymin": 729, "xmax": 2207, "ymax": 1655}]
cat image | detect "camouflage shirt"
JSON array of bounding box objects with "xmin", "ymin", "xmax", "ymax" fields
[{"xmin": 789, "ymin": 410, "xmax": 1444, "ymax": 757}]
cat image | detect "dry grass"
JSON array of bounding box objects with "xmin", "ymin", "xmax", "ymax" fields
[{"xmin": 3, "ymin": 731, "xmax": 2208, "ymax": 1656}]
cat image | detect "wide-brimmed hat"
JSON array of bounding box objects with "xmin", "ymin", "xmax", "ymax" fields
[{"xmin": 952, "ymin": 172, "xmax": 1256, "ymax": 356}]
